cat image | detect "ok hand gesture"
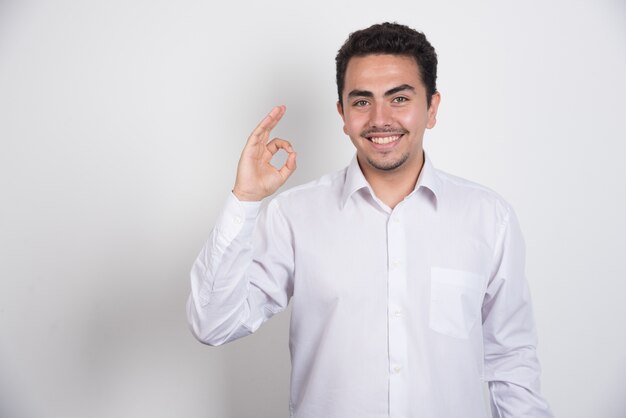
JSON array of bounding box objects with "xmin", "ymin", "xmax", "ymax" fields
[{"xmin": 232, "ymin": 106, "xmax": 297, "ymax": 201}]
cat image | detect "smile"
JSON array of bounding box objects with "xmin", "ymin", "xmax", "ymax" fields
[{"xmin": 368, "ymin": 135, "xmax": 402, "ymax": 144}]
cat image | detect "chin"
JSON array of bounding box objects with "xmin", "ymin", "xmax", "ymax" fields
[{"xmin": 367, "ymin": 153, "xmax": 409, "ymax": 171}]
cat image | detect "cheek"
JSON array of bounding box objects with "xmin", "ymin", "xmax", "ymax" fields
[
  {"xmin": 343, "ymin": 111, "xmax": 370, "ymax": 134},
  {"xmin": 398, "ymin": 109, "xmax": 426, "ymax": 130}
]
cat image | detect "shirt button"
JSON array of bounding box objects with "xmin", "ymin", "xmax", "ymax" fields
[
  {"xmin": 233, "ymin": 216, "xmax": 243, "ymax": 224},
  {"xmin": 392, "ymin": 366, "xmax": 402, "ymax": 374},
  {"xmin": 390, "ymin": 259, "xmax": 400, "ymax": 270},
  {"xmin": 393, "ymin": 310, "xmax": 403, "ymax": 318},
  {"xmin": 393, "ymin": 217, "xmax": 400, "ymax": 224}
]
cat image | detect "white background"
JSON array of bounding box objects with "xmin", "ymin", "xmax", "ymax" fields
[{"xmin": 1, "ymin": 0, "xmax": 625, "ymax": 417}]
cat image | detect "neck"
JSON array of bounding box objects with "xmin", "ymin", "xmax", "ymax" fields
[{"xmin": 358, "ymin": 152, "xmax": 425, "ymax": 209}]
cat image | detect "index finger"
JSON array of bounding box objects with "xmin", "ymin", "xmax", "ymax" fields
[{"xmin": 247, "ymin": 105, "xmax": 286, "ymax": 145}]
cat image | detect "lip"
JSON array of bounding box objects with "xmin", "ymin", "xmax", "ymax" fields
[{"xmin": 364, "ymin": 133, "xmax": 404, "ymax": 150}]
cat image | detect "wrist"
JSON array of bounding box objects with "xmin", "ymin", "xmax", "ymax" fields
[{"xmin": 232, "ymin": 187, "xmax": 264, "ymax": 202}]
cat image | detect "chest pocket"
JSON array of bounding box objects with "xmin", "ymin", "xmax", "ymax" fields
[{"xmin": 429, "ymin": 267, "xmax": 485, "ymax": 339}]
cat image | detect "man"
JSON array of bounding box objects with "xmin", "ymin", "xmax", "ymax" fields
[{"xmin": 187, "ymin": 22, "xmax": 553, "ymax": 418}]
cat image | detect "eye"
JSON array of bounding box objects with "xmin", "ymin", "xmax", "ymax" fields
[
  {"xmin": 353, "ymin": 100, "xmax": 369, "ymax": 107},
  {"xmin": 392, "ymin": 96, "xmax": 409, "ymax": 103}
]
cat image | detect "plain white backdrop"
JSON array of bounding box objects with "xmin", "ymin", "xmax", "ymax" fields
[{"xmin": 1, "ymin": 0, "xmax": 625, "ymax": 417}]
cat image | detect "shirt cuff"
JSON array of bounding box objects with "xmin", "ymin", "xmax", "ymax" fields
[
  {"xmin": 231, "ymin": 191, "xmax": 263, "ymax": 220},
  {"xmin": 213, "ymin": 192, "xmax": 261, "ymax": 243}
]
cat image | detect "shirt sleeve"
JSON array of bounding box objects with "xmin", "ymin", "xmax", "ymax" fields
[
  {"xmin": 186, "ymin": 192, "xmax": 294, "ymax": 346},
  {"xmin": 482, "ymin": 206, "xmax": 554, "ymax": 418}
]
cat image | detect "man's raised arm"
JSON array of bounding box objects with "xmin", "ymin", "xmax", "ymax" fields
[{"xmin": 187, "ymin": 106, "xmax": 297, "ymax": 346}]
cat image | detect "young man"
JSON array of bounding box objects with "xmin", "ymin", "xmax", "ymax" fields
[{"xmin": 187, "ymin": 22, "xmax": 553, "ymax": 418}]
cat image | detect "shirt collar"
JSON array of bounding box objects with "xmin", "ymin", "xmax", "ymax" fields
[{"xmin": 340, "ymin": 152, "xmax": 442, "ymax": 210}]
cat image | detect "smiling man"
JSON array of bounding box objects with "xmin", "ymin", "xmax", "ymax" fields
[{"xmin": 187, "ymin": 22, "xmax": 553, "ymax": 418}]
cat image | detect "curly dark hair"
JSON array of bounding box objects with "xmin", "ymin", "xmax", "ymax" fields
[{"xmin": 335, "ymin": 22, "xmax": 438, "ymax": 109}]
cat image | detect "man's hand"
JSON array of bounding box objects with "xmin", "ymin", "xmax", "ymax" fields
[{"xmin": 232, "ymin": 105, "xmax": 297, "ymax": 201}]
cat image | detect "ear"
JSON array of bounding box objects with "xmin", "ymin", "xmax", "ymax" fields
[
  {"xmin": 336, "ymin": 100, "xmax": 344, "ymax": 117},
  {"xmin": 426, "ymin": 92, "xmax": 441, "ymax": 129},
  {"xmin": 336, "ymin": 101, "xmax": 348, "ymax": 135}
]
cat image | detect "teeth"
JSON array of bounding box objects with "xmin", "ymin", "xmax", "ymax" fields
[{"xmin": 370, "ymin": 135, "xmax": 401, "ymax": 144}]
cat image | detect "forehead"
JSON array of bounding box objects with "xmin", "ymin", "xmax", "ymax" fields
[{"xmin": 344, "ymin": 54, "xmax": 423, "ymax": 91}]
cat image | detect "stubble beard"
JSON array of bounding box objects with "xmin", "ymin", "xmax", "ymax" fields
[{"xmin": 367, "ymin": 152, "xmax": 410, "ymax": 171}]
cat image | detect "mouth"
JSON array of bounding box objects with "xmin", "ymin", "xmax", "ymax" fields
[
  {"xmin": 362, "ymin": 132, "xmax": 405, "ymax": 148},
  {"xmin": 366, "ymin": 134, "xmax": 403, "ymax": 145}
]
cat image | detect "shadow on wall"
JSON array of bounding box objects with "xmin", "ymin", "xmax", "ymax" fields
[{"xmin": 217, "ymin": 309, "xmax": 292, "ymax": 418}]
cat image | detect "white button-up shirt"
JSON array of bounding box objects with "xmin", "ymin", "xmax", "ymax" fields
[{"xmin": 187, "ymin": 154, "xmax": 553, "ymax": 418}]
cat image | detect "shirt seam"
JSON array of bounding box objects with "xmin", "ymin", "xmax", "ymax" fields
[
  {"xmin": 271, "ymin": 199, "xmax": 296, "ymax": 300},
  {"xmin": 488, "ymin": 204, "xmax": 512, "ymax": 281}
]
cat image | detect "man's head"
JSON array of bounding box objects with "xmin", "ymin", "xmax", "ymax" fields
[
  {"xmin": 334, "ymin": 23, "xmax": 441, "ymax": 179},
  {"xmin": 335, "ymin": 22, "xmax": 438, "ymax": 110}
]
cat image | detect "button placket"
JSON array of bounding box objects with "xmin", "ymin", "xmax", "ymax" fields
[{"xmin": 387, "ymin": 209, "xmax": 409, "ymax": 416}]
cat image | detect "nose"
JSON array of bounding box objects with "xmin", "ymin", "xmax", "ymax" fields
[{"xmin": 370, "ymin": 102, "xmax": 392, "ymax": 128}]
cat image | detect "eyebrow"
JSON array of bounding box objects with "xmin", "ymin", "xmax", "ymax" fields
[
  {"xmin": 384, "ymin": 84, "xmax": 415, "ymax": 96},
  {"xmin": 347, "ymin": 84, "xmax": 416, "ymax": 99}
]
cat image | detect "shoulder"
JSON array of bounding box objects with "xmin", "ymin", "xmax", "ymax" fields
[
  {"xmin": 267, "ymin": 166, "xmax": 347, "ymax": 213},
  {"xmin": 435, "ymin": 167, "xmax": 514, "ymax": 225}
]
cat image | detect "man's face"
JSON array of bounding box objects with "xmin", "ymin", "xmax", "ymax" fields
[{"xmin": 337, "ymin": 54, "xmax": 440, "ymax": 178}]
